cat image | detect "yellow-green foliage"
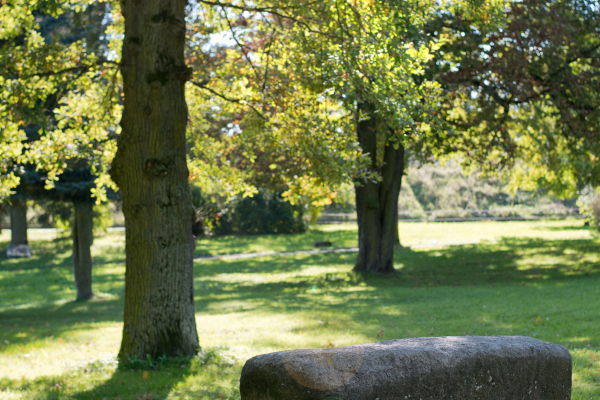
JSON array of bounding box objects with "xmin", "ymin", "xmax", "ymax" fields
[{"xmin": 92, "ymin": 203, "xmax": 113, "ymax": 236}]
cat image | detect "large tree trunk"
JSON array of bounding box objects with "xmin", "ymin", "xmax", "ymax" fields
[
  {"xmin": 7, "ymin": 198, "xmax": 31, "ymax": 258},
  {"xmin": 72, "ymin": 201, "xmax": 94, "ymax": 300},
  {"xmin": 353, "ymin": 104, "xmax": 405, "ymax": 274},
  {"xmin": 109, "ymin": 0, "xmax": 199, "ymax": 358}
]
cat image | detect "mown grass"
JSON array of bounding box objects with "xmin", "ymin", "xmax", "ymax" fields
[
  {"xmin": 195, "ymin": 218, "xmax": 594, "ymax": 256},
  {"xmin": 0, "ymin": 219, "xmax": 599, "ymax": 400}
]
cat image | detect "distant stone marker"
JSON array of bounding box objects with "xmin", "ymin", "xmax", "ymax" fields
[
  {"xmin": 6, "ymin": 244, "xmax": 32, "ymax": 258},
  {"xmin": 240, "ymin": 336, "xmax": 571, "ymax": 400}
]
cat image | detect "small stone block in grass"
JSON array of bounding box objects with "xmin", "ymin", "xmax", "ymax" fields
[
  {"xmin": 6, "ymin": 244, "xmax": 31, "ymax": 258},
  {"xmin": 240, "ymin": 336, "xmax": 571, "ymax": 400}
]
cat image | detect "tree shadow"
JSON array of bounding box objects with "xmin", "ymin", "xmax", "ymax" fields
[
  {"xmin": 191, "ymin": 236, "xmax": 600, "ymax": 351},
  {"xmin": 0, "ymin": 351, "xmax": 240, "ymax": 400},
  {"xmin": 192, "ymin": 236, "xmax": 600, "ymax": 292},
  {"xmin": 1, "ymin": 233, "xmax": 599, "ymax": 398},
  {"xmin": 3, "ymin": 234, "xmax": 599, "ymax": 349},
  {"xmin": 193, "ymin": 226, "xmax": 358, "ymax": 257},
  {"xmin": 0, "ymin": 297, "xmax": 124, "ymax": 349},
  {"xmin": 532, "ymin": 222, "xmax": 596, "ymax": 232},
  {"xmin": 0, "ymin": 238, "xmax": 72, "ymax": 272}
]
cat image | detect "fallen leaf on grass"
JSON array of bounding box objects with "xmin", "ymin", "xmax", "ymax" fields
[{"xmin": 143, "ymin": 371, "xmax": 150, "ymax": 380}]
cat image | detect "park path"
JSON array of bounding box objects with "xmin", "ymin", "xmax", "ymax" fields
[{"xmin": 192, "ymin": 239, "xmax": 485, "ymax": 261}]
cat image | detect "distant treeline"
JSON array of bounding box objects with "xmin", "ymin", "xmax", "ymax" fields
[{"xmin": 324, "ymin": 162, "xmax": 577, "ymax": 215}]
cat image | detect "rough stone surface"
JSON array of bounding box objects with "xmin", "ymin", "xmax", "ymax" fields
[{"xmin": 240, "ymin": 336, "xmax": 571, "ymax": 400}]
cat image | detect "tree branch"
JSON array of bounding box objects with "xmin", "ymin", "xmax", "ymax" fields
[
  {"xmin": 190, "ymin": 80, "xmax": 267, "ymax": 120},
  {"xmin": 10, "ymin": 60, "xmax": 120, "ymax": 80},
  {"xmin": 196, "ymin": 0, "xmax": 316, "ymax": 19}
]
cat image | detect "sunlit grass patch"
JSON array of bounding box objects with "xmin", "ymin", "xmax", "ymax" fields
[
  {"xmin": 0, "ymin": 219, "xmax": 599, "ymax": 399},
  {"xmin": 0, "ymin": 348, "xmax": 239, "ymax": 400}
]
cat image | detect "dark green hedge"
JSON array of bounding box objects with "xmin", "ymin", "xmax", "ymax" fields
[{"xmin": 191, "ymin": 188, "xmax": 306, "ymax": 236}]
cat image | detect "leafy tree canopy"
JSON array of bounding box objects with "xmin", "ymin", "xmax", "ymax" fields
[
  {"xmin": 426, "ymin": 0, "xmax": 600, "ymax": 196},
  {"xmin": 0, "ymin": 0, "xmax": 121, "ymax": 201}
]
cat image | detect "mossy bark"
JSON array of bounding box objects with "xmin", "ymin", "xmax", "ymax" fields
[
  {"xmin": 10, "ymin": 198, "xmax": 28, "ymax": 246},
  {"xmin": 72, "ymin": 201, "xmax": 94, "ymax": 300},
  {"xmin": 110, "ymin": 0, "xmax": 199, "ymax": 358},
  {"xmin": 353, "ymin": 104, "xmax": 405, "ymax": 274}
]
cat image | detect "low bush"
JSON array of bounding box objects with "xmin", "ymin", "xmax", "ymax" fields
[{"xmin": 191, "ymin": 188, "xmax": 306, "ymax": 236}]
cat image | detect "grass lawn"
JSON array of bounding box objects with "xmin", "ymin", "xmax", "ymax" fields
[{"xmin": 0, "ymin": 219, "xmax": 599, "ymax": 399}]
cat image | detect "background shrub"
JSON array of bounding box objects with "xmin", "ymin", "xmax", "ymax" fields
[
  {"xmin": 190, "ymin": 188, "xmax": 306, "ymax": 236},
  {"xmin": 230, "ymin": 192, "xmax": 306, "ymax": 235}
]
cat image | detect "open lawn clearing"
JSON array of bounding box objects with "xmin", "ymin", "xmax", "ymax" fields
[
  {"xmin": 2, "ymin": 219, "xmax": 593, "ymax": 262},
  {"xmin": 0, "ymin": 219, "xmax": 599, "ymax": 399},
  {"xmin": 194, "ymin": 219, "xmax": 595, "ymax": 256}
]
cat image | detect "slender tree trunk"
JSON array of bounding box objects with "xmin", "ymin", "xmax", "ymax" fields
[
  {"xmin": 109, "ymin": 0, "xmax": 199, "ymax": 358},
  {"xmin": 72, "ymin": 201, "xmax": 94, "ymax": 300},
  {"xmin": 10, "ymin": 199, "xmax": 28, "ymax": 245},
  {"xmin": 353, "ymin": 104, "xmax": 405, "ymax": 274},
  {"xmin": 7, "ymin": 198, "xmax": 31, "ymax": 258}
]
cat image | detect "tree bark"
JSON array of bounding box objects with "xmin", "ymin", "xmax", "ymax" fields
[
  {"xmin": 72, "ymin": 201, "xmax": 94, "ymax": 300},
  {"xmin": 353, "ymin": 104, "xmax": 405, "ymax": 274},
  {"xmin": 109, "ymin": 0, "xmax": 199, "ymax": 358},
  {"xmin": 7, "ymin": 198, "xmax": 31, "ymax": 258},
  {"xmin": 10, "ymin": 198, "xmax": 28, "ymax": 245}
]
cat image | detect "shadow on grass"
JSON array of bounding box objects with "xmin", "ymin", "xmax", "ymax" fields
[
  {"xmin": 190, "ymin": 236, "xmax": 600, "ymax": 350},
  {"xmin": 0, "ymin": 297, "xmax": 124, "ymax": 349},
  {"xmin": 2, "ymin": 235, "xmax": 600, "ymax": 352},
  {"xmin": 0, "ymin": 232, "xmax": 599, "ymax": 398},
  {"xmin": 0, "ymin": 235, "xmax": 125, "ymax": 346},
  {"xmin": 0, "ymin": 352, "xmax": 241, "ymax": 400},
  {"xmin": 2, "ymin": 235, "xmax": 599, "ymax": 348},
  {"xmin": 192, "ymin": 236, "xmax": 600, "ymax": 286},
  {"xmin": 193, "ymin": 226, "xmax": 358, "ymax": 257},
  {"xmin": 0, "ymin": 239, "xmax": 72, "ymax": 272},
  {"xmin": 532, "ymin": 222, "xmax": 596, "ymax": 232}
]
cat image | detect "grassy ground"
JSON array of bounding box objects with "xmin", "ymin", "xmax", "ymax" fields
[
  {"xmin": 196, "ymin": 219, "xmax": 595, "ymax": 256},
  {"xmin": 0, "ymin": 219, "xmax": 599, "ymax": 399}
]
